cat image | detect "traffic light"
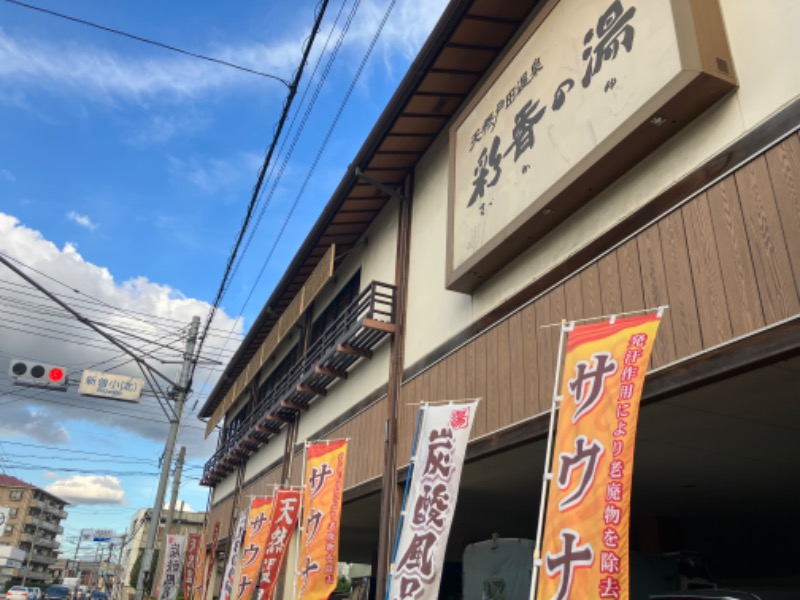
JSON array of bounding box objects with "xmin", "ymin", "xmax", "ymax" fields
[{"xmin": 8, "ymin": 359, "xmax": 68, "ymax": 391}]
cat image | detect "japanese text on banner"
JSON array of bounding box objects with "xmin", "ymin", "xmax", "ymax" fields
[
  {"xmin": 258, "ymin": 488, "xmax": 301, "ymax": 600},
  {"xmin": 182, "ymin": 534, "xmax": 201, "ymax": 600},
  {"xmin": 388, "ymin": 400, "xmax": 479, "ymax": 600},
  {"xmin": 296, "ymin": 440, "xmax": 348, "ymax": 600},
  {"xmin": 236, "ymin": 496, "xmax": 273, "ymax": 600},
  {"xmin": 537, "ymin": 313, "xmax": 661, "ymax": 600},
  {"xmin": 157, "ymin": 535, "xmax": 186, "ymax": 600},
  {"xmin": 220, "ymin": 510, "xmax": 248, "ymax": 600}
]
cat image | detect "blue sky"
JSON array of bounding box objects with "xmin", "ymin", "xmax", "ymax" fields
[{"xmin": 0, "ymin": 0, "xmax": 445, "ymax": 560}]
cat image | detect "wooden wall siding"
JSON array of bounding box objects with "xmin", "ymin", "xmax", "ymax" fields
[
  {"xmin": 765, "ymin": 135, "xmax": 800, "ymax": 292},
  {"xmin": 322, "ymin": 399, "xmax": 386, "ymax": 490},
  {"xmin": 241, "ymin": 465, "xmax": 282, "ymax": 498},
  {"xmin": 208, "ymin": 135, "xmax": 800, "ymax": 505},
  {"xmin": 391, "ymin": 137, "xmax": 800, "ymax": 467},
  {"xmin": 208, "ymin": 495, "xmax": 234, "ymax": 541}
]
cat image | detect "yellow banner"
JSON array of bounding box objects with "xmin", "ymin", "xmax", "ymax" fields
[
  {"xmin": 236, "ymin": 496, "xmax": 274, "ymax": 600},
  {"xmin": 296, "ymin": 440, "xmax": 348, "ymax": 600},
  {"xmin": 538, "ymin": 313, "xmax": 661, "ymax": 600}
]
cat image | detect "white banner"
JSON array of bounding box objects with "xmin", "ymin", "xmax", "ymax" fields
[
  {"xmin": 157, "ymin": 534, "xmax": 187, "ymax": 600},
  {"xmin": 0, "ymin": 507, "xmax": 9, "ymax": 531},
  {"xmin": 388, "ymin": 399, "xmax": 479, "ymax": 600},
  {"xmin": 220, "ymin": 509, "xmax": 248, "ymax": 600}
]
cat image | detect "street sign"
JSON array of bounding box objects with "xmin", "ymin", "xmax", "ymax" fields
[
  {"xmin": 78, "ymin": 370, "xmax": 143, "ymax": 403},
  {"xmin": 81, "ymin": 528, "xmax": 120, "ymax": 543}
]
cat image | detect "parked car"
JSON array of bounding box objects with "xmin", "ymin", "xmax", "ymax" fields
[
  {"xmin": 89, "ymin": 593, "xmax": 107, "ymax": 600},
  {"xmin": 6, "ymin": 587, "xmax": 29, "ymax": 600},
  {"xmin": 42, "ymin": 586, "xmax": 71, "ymax": 600}
]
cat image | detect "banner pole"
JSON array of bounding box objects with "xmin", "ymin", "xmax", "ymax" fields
[
  {"xmin": 292, "ymin": 440, "xmax": 309, "ymax": 600},
  {"xmin": 529, "ymin": 320, "xmax": 571, "ymax": 600},
  {"xmin": 384, "ymin": 402, "xmax": 427, "ymax": 600}
]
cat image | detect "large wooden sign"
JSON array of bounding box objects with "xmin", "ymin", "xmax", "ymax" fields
[{"xmin": 447, "ymin": 0, "xmax": 736, "ymax": 292}]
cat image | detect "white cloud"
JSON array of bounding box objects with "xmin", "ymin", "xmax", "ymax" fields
[
  {"xmin": 67, "ymin": 211, "xmax": 98, "ymax": 231},
  {"xmin": 45, "ymin": 474, "xmax": 127, "ymax": 505},
  {"xmin": 163, "ymin": 500, "xmax": 196, "ymax": 513},
  {"xmin": 0, "ymin": 212, "xmax": 241, "ymax": 459},
  {"xmin": 0, "ymin": 168, "xmax": 15, "ymax": 182}
]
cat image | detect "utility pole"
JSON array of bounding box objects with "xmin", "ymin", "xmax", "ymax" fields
[
  {"xmin": 21, "ymin": 519, "xmax": 40, "ymax": 587},
  {"xmin": 152, "ymin": 446, "xmax": 186, "ymax": 595},
  {"xmin": 135, "ymin": 317, "xmax": 199, "ymax": 600},
  {"xmin": 72, "ymin": 534, "xmax": 83, "ymax": 577}
]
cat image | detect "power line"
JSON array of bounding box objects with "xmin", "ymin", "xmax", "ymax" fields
[
  {"xmin": 0, "ymin": 440, "xmax": 175, "ymax": 463},
  {"xmin": 0, "ymin": 254, "xmax": 241, "ymax": 338},
  {"xmin": 193, "ymin": 0, "xmax": 330, "ymax": 381},
  {"xmin": 245, "ymin": 0, "xmax": 399, "ymax": 311},
  {"xmin": 1, "ymin": 0, "xmax": 291, "ymax": 86},
  {"xmin": 229, "ymin": 0, "xmax": 359, "ymax": 286},
  {"xmin": 190, "ymin": 0, "xmax": 357, "ymax": 406}
]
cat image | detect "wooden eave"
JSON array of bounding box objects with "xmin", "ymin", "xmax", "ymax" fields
[{"xmin": 199, "ymin": 0, "xmax": 542, "ymax": 421}]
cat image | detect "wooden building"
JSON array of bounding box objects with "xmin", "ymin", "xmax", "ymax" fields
[{"xmin": 198, "ymin": 0, "xmax": 800, "ymax": 597}]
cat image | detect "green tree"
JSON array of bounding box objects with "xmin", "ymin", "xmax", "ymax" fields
[
  {"xmin": 335, "ymin": 575, "xmax": 350, "ymax": 593},
  {"xmin": 128, "ymin": 549, "xmax": 160, "ymax": 592}
]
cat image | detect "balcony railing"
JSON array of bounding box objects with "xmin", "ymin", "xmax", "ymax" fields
[
  {"xmin": 201, "ymin": 280, "xmax": 396, "ymax": 486},
  {"xmin": 26, "ymin": 516, "xmax": 64, "ymax": 535},
  {"xmin": 29, "ymin": 552, "xmax": 57, "ymax": 565},
  {"xmin": 22, "ymin": 533, "xmax": 59, "ymax": 549},
  {"xmin": 34, "ymin": 500, "xmax": 67, "ymax": 519}
]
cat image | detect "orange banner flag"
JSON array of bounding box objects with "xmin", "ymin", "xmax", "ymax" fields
[
  {"xmin": 296, "ymin": 440, "xmax": 348, "ymax": 600},
  {"xmin": 191, "ymin": 530, "xmax": 206, "ymax": 600},
  {"xmin": 236, "ymin": 496, "xmax": 274, "ymax": 600},
  {"xmin": 537, "ymin": 313, "xmax": 661, "ymax": 600}
]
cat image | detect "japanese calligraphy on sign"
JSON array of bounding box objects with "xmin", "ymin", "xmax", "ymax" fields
[
  {"xmin": 296, "ymin": 440, "xmax": 348, "ymax": 600},
  {"xmin": 447, "ymin": 0, "xmax": 736, "ymax": 292},
  {"xmin": 258, "ymin": 489, "xmax": 300, "ymax": 600},
  {"xmin": 388, "ymin": 400, "xmax": 479, "ymax": 600},
  {"xmin": 536, "ymin": 313, "xmax": 661, "ymax": 600},
  {"xmin": 156, "ymin": 535, "xmax": 186, "ymax": 600}
]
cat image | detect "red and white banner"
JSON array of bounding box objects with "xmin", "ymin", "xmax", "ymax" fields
[
  {"xmin": 388, "ymin": 400, "xmax": 479, "ymax": 600},
  {"xmin": 182, "ymin": 533, "xmax": 201, "ymax": 600},
  {"xmin": 259, "ymin": 488, "xmax": 301, "ymax": 600},
  {"xmin": 156, "ymin": 534, "xmax": 186, "ymax": 600},
  {"xmin": 536, "ymin": 313, "xmax": 661, "ymax": 600},
  {"xmin": 220, "ymin": 509, "xmax": 248, "ymax": 600},
  {"xmin": 296, "ymin": 440, "xmax": 348, "ymax": 600},
  {"xmin": 236, "ymin": 496, "xmax": 274, "ymax": 600}
]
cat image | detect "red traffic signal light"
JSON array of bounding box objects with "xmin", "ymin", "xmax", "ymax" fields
[{"xmin": 8, "ymin": 359, "xmax": 68, "ymax": 390}]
